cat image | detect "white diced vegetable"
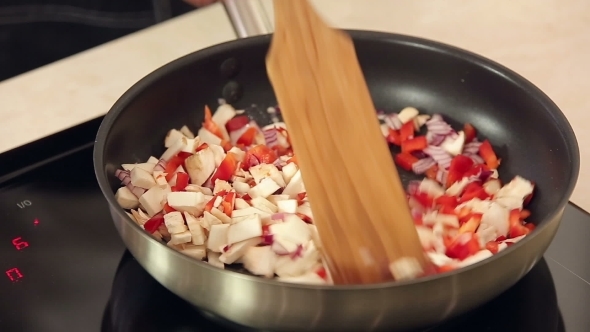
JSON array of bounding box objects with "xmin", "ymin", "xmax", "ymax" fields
[
  {"xmin": 248, "ymin": 178, "xmax": 281, "ymax": 199},
  {"xmin": 207, "ymin": 251, "xmax": 224, "ymax": 268},
  {"xmin": 213, "ymin": 179, "xmax": 232, "ymax": 194},
  {"xmin": 228, "ymin": 146, "xmax": 245, "ymax": 162},
  {"xmin": 138, "ymin": 186, "xmax": 168, "ymax": 216},
  {"xmin": 184, "ymin": 184, "xmax": 213, "ymax": 195},
  {"xmin": 161, "ymin": 137, "xmax": 188, "ymax": 161},
  {"xmin": 180, "ymin": 138, "xmax": 199, "ymax": 154},
  {"xmin": 398, "ymin": 107, "xmax": 420, "ymax": 124},
  {"xmin": 242, "ymin": 246, "xmax": 276, "ymax": 278},
  {"xmin": 164, "ymin": 211, "xmax": 187, "ymax": 234},
  {"xmin": 130, "ymin": 167, "xmax": 156, "ymax": 189},
  {"xmin": 115, "ymin": 187, "xmax": 139, "ymax": 209},
  {"xmin": 180, "ymin": 125, "xmax": 195, "ymax": 139},
  {"xmin": 249, "ymin": 164, "xmax": 286, "ymax": 187},
  {"xmin": 456, "ymin": 250, "xmax": 493, "ymax": 267},
  {"xmin": 179, "ymin": 244, "xmax": 206, "ymax": 260},
  {"xmin": 184, "ymin": 212, "xmax": 207, "ymax": 245},
  {"xmin": 122, "ymin": 162, "xmax": 156, "ymax": 173},
  {"xmin": 274, "ymin": 241, "xmax": 319, "ymax": 277},
  {"xmin": 481, "ymin": 202, "xmax": 509, "ymax": 237},
  {"xmin": 153, "ymin": 171, "xmax": 168, "ymax": 188},
  {"xmin": 165, "ymin": 129, "xmax": 185, "ymax": 148},
  {"xmin": 281, "ymin": 163, "xmax": 298, "ymax": 184},
  {"xmin": 212, "ymin": 104, "xmax": 236, "ymax": 141},
  {"xmin": 227, "ymin": 214, "xmax": 262, "ymax": 244},
  {"xmin": 296, "ymin": 202, "xmax": 313, "ymax": 221},
  {"xmin": 209, "ymin": 144, "xmax": 226, "ymax": 167},
  {"xmin": 167, "ymin": 191, "xmax": 208, "ymax": 216},
  {"xmin": 269, "ymin": 214, "xmax": 310, "ymax": 247},
  {"xmin": 198, "ymin": 127, "xmax": 222, "ymax": 146},
  {"xmin": 267, "ymin": 194, "xmax": 290, "ymax": 205},
  {"xmin": 234, "ymin": 198, "xmax": 250, "ymax": 210},
  {"xmin": 232, "ymin": 181, "xmax": 250, "ymax": 194},
  {"xmin": 282, "ymin": 170, "xmax": 304, "ymax": 198},
  {"xmin": 207, "ymin": 224, "xmax": 229, "ymax": 252},
  {"xmin": 231, "ymin": 207, "xmax": 272, "ymax": 222},
  {"xmin": 441, "ymin": 131, "xmax": 465, "ymax": 156},
  {"xmin": 419, "ymin": 179, "xmax": 445, "ymax": 199},
  {"xmin": 202, "ymin": 211, "xmax": 223, "ymax": 231},
  {"xmin": 279, "ymin": 272, "xmax": 326, "ymax": 285},
  {"xmin": 210, "ymin": 207, "xmax": 232, "ymax": 224},
  {"xmin": 483, "ymin": 179, "xmax": 502, "ymax": 195},
  {"xmin": 184, "ymin": 148, "xmax": 216, "ymax": 185},
  {"xmin": 169, "ymin": 230, "xmax": 192, "ymax": 245},
  {"xmin": 219, "ymin": 237, "xmax": 261, "ymax": 264},
  {"xmin": 251, "ymin": 197, "xmax": 278, "ymax": 213}
]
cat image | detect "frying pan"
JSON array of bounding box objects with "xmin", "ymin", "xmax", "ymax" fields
[{"xmin": 93, "ymin": 2, "xmax": 579, "ymax": 331}]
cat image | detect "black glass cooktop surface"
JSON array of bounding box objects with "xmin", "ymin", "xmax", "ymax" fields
[{"xmin": 0, "ymin": 118, "xmax": 588, "ymax": 332}]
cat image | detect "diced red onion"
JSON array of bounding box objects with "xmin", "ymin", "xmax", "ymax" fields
[
  {"xmin": 115, "ymin": 169, "xmax": 146, "ymax": 198},
  {"xmin": 410, "ymin": 207, "xmax": 424, "ymax": 221},
  {"xmin": 463, "ymin": 153, "xmax": 484, "ymax": 165},
  {"xmin": 426, "ymin": 133, "xmax": 447, "ymax": 146},
  {"xmin": 376, "ymin": 110, "xmax": 386, "ymax": 120},
  {"xmin": 436, "ymin": 169, "xmax": 448, "ymax": 185},
  {"xmin": 479, "ymin": 170, "xmax": 494, "ymax": 182},
  {"xmin": 412, "ymin": 157, "xmax": 436, "ymax": 174},
  {"xmin": 463, "ymin": 140, "xmax": 482, "ymax": 155},
  {"xmin": 384, "ymin": 113, "xmax": 402, "ymax": 130},
  {"xmin": 261, "ymin": 234, "xmax": 274, "ymax": 245},
  {"xmin": 424, "ymin": 145, "xmax": 452, "ymax": 169},
  {"xmin": 247, "ymin": 154, "xmax": 260, "ymax": 168},
  {"xmin": 411, "ymin": 151, "xmax": 428, "ymax": 159},
  {"xmin": 290, "ymin": 244, "xmax": 304, "ymax": 259},
  {"xmin": 153, "ymin": 159, "xmax": 167, "ymax": 172},
  {"xmin": 407, "ymin": 180, "xmax": 422, "ymax": 196},
  {"xmin": 263, "ymin": 128, "xmax": 279, "ymax": 147},
  {"xmin": 271, "ymin": 213, "xmax": 291, "ymax": 221},
  {"xmin": 426, "ymin": 114, "xmax": 453, "ymax": 136}
]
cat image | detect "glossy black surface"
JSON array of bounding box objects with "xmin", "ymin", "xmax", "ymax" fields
[{"xmin": 0, "ymin": 119, "xmax": 588, "ymax": 332}]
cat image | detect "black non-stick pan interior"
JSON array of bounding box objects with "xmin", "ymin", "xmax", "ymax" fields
[{"xmin": 100, "ymin": 30, "xmax": 578, "ymax": 233}]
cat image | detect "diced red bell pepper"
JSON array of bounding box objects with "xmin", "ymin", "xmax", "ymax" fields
[
  {"xmin": 440, "ymin": 204, "xmax": 457, "ymax": 215},
  {"xmin": 413, "ymin": 192, "xmax": 434, "ymax": 209},
  {"xmin": 242, "ymin": 145, "xmax": 278, "ymax": 170},
  {"xmin": 221, "ymin": 192, "xmax": 236, "ymax": 217},
  {"xmin": 203, "ymin": 105, "xmax": 225, "ymax": 139},
  {"xmin": 435, "ymin": 195, "xmax": 458, "ymax": 209},
  {"xmin": 508, "ymin": 208, "xmax": 531, "ymax": 238},
  {"xmin": 237, "ymin": 127, "xmax": 258, "ymax": 146},
  {"xmin": 425, "ymin": 165, "xmax": 438, "ymax": 180},
  {"xmin": 458, "ymin": 188, "xmax": 488, "ymax": 203},
  {"xmin": 316, "ymin": 267, "xmax": 328, "ymax": 280},
  {"xmin": 459, "ymin": 213, "xmax": 482, "ymax": 233},
  {"xmin": 210, "ymin": 152, "xmax": 238, "ymax": 184},
  {"xmin": 175, "ymin": 172, "xmax": 190, "ymax": 191},
  {"xmin": 446, "ymin": 155, "xmax": 475, "ymax": 188},
  {"xmin": 296, "ymin": 212, "xmax": 312, "ymax": 223},
  {"xmin": 495, "ymin": 235, "xmax": 507, "ymax": 242},
  {"xmin": 525, "ymin": 223, "xmax": 536, "ymax": 231},
  {"xmin": 446, "ymin": 232, "xmax": 481, "ymax": 260},
  {"xmin": 165, "ymin": 152, "xmax": 193, "ymax": 181},
  {"xmin": 520, "ymin": 209, "xmax": 531, "ymax": 219},
  {"xmin": 221, "ymin": 140, "xmax": 233, "ymax": 152},
  {"xmin": 225, "ymin": 115, "xmax": 250, "ymax": 132},
  {"xmin": 196, "ymin": 143, "xmax": 209, "ymax": 152},
  {"xmin": 143, "ymin": 214, "xmax": 165, "ymax": 233},
  {"xmin": 163, "ymin": 203, "xmax": 176, "ymax": 214},
  {"xmin": 286, "ymin": 155, "xmax": 298, "ymax": 166},
  {"xmin": 463, "ymin": 164, "xmax": 489, "ymax": 178},
  {"xmin": 463, "ymin": 123, "xmax": 477, "ymax": 143},
  {"xmin": 204, "ymin": 190, "xmax": 227, "ymax": 213},
  {"xmin": 401, "ymin": 136, "xmax": 427, "ymax": 154},
  {"xmin": 479, "ymin": 140, "xmax": 501, "ymax": 169},
  {"xmin": 437, "ymin": 265, "xmax": 457, "ymax": 273},
  {"xmin": 485, "ymin": 241, "xmax": 500, "ymax": 254},
  {"xmin": 399, "ymin": 121, "xmax": 415, "ymax": 142},
  {"xmin": 395, "ymin": 152, "xmax": 419, "ymax": 171},
  {"xmin": 387, "ymin": 128, "xmax": 402, "ymax": 146},
  {"xmin": 456, "ymin": 207, "xmax": 473, "ymax": 224}
]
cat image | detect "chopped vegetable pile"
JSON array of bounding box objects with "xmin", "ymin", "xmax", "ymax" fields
[{"xmin": 114, "ymin": 102, "xmax": 536, "ymax": 285}]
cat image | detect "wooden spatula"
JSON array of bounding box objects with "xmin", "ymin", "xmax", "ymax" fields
[{"xmin": 266, "ymin": 0, "xmax": 432, "ymax": 285}]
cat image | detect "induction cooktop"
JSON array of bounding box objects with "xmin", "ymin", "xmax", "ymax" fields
[{"xmin": 0, "ymin": 117, "xmax": 588, "ymax": 332}]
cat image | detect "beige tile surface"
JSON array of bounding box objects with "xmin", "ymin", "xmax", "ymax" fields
[
  {"xmin": 260, "ymin": 0, "xmax": 590, "ymax": 210},
  {"xmin": 0, "ymin": 3, "xmax": 235, "ymax": 154}
]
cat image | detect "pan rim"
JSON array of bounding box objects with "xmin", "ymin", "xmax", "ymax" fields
[{"xmin": 93, "ymin": 30, "xmax": 580, "ymax": 291}]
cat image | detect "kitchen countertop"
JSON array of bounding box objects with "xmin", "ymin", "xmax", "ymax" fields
[{"xmin": 0, "ymin": 0, "xmax": 588, "ymax": 210}]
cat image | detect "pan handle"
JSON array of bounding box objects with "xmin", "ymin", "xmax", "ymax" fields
[{"xmin": 222, "ymin": 0, "xmax": 274, "ymax": 38}]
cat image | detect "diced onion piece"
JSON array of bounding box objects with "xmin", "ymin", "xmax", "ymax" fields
[
  {"xmin": 398, "ymin": 107, "xmax": 419, "ymax": 124},
  {"xmin": 242, "ymin": 246, "xmax": 276, "ymax": 278},
  {"xmin": 212, "ymin": 104, "xmax": 237, "ymax": 141},
  {"xmin": 198, "ymin": 127, "xmax": 222, "ymax": 146},
  {"xmin": 389, "ymin": 256, "xmax": 424, "ymax": 281},
  {"xmin": 139, "ymin": 186, "xmax": 169, "ymax": 217},
  {"xmin": 248, "ymin": 178, "xmax": 281, "ymax": 199},
  {"xmin": 219, "ymin": 237, "xmax": 261, "ymax": 264},
  {"xmin": 179, "ymin": 244, "xmax": 206, "ymax": 260},
  {"xmin": 161, "ymin": 137, "xmax": 188, "ymax": 161},
  {"xmin": 130, "ymin": 167, "xmax": 157, "ymax": 189},
  {"xmin": 164, "ymin": 211, "xmax": 188, "ymax": 234},
  {"xmin": 185, "ymin": 148, "xmax": 216, "ymax": 185},
  {"xmin": 167, "ymin": 191, "xmax": 208, "ymax": 216}
]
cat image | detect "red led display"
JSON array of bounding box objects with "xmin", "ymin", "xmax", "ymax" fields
[
  {"xmin": 12, "ymin": 237, "xmax": 29, "ymax": 251},
  {"xmin": 5, "ymin": 268, "xmax": 23, "ymax": 282}
]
